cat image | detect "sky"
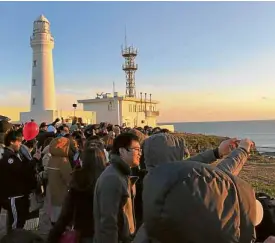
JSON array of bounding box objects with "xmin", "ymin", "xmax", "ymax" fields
[{"xmin": 1, "ymin": 1, "xmax": 275, "ymax": 122}]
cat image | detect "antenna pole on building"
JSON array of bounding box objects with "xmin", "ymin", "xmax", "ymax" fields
[
  {"xmin": 124, "ymin": 26, "xmax": 127, "ymax": 48},
  {"xmin": 113, "ymin": 81, "xmax": 115, "ymax": 96},
  {"xmin": 122, "ymin": 29, "xmax": 138, "ymax": 98}
]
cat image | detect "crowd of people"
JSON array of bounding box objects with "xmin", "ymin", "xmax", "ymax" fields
[{"xmin": 0, "ymin": 117, "xmax": 274, "ymax": 243}]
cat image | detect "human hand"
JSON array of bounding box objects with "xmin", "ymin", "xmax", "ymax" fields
[
  {"xmin": 33, "ymin": 146, "xmax": 42, "ymax": 160},
  {"xmin": 264, "ymin": 236, "xmax": 275, "ymax": 243},
  {"xmin": 239, "ymin": 138, "xmax": 255, "ymax": 153},
  {"xmin": 218, "ymin": 138, "xmax": 238, "ymax": 157}
]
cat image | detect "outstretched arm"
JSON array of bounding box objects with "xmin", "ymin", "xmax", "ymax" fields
[
  {"xmin": 185, "ymin": 149, "xmax": 218, "ymax": 164},
  {"xmin": 216, "ymin": 148, "xmax": 248, "ymax": 176}
]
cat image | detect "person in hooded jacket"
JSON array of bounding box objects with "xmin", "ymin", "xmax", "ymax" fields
[
  {"xmin": 47, "ymin": 146, "xmax": 107, "ymax": 243},
  {"xmin": 134, "ymin": 133, "xmax": 264, "ymax": 243},
  {"xmin": 46, "ymin": 137, "xmax": 72, "ymax": 225}
]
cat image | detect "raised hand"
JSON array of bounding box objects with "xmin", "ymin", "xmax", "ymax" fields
[{"xmin": 218, "ymin": 138, "xmax": 238, "ymax": 157}]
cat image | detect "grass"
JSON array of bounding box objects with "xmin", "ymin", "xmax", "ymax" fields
[{"xmin": 175, "ymin": 132, "xmax": 275, "ymax": 197}]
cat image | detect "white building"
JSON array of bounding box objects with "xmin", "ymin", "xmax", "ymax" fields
[
  {"xmin": 78, "ymin": 92, "xmax": 160, "ymax": 127},
  {"xmin": 20, "ymin": 15, "xmax": 95, "ymax": 124}
]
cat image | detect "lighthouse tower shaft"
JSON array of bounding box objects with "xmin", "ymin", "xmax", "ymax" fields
[{"xmin": 30, "ymin": 15, "xmax": 56, "ymax": 112}]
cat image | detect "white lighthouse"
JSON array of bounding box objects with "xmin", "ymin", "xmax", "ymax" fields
[
  {"xmin": 19, "ymin": 15, "xmax": 97, "ymax": 125},
  {"xmin": 30, "ymin": 15, "xmax": 56, "ymax": 112},
  {"xmin": 20, "ymin": 15, "xmax": 59, "ymax": 124}
]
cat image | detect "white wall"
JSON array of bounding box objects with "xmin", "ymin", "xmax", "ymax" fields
[{"xmin": 82, "ymin": 100, "xmax": 120, "ymax": 125}]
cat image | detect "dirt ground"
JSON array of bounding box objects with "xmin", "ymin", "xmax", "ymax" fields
[{"xmin": 239, "ymin": 155, "xmax": 275, "ymax": 196}]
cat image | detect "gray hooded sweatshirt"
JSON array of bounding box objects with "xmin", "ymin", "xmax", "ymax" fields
[{"xmin": 134, "ymin": 133, "xmax": 257, "ymax": 243}]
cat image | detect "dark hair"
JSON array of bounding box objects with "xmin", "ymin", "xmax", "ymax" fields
[
  {"xmin": 87, "ymin": 135, "xmax": 100, "ymax": 142},
  {"xmin": 112, "ymin": 133, "xmax": 139, "ymax": 155},
  {"xmin": 75, "ymin": 137, "xmax": 84, "ymax": 151},
  {"xmin": 43, "ymin": 137, "xmax": 54, "ymax": 148},
  {"xmin": 4, "ymin": 130, "xmax": 22, "ymax": 147},
  {"xmin": 105, "ymin": 136, "xmax": 114, "ymax": 152},
  {"xmin": 23, "ymin": 139, "xmax": 37, "ymax": 149},
  {"xmin": 74, "ymin": 146, "xmax": 106, "ymax": 189},
  {"xmin": 64, "ymin": 133, "xmax": 71, "ymax": 139},
  {"xmin": 107, "ymin": 124, "xmax": 114, "ymax": 132}
]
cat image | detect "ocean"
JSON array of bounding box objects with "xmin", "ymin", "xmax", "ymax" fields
[{"xmin": 161, "ymin": 120, "xmax": 275, "ymax": 153}]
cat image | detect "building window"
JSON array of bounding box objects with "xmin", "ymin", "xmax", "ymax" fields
[
  {"xmin": 32, "ymin": 98, "xmax": 36, "ymax": 105},
  {"xmin": 32, "ymin": 79, "xmax": 36, "ymax": 86},
  {"xmin": 134, "ymin": 105, "xmax": 136, "ymax": 112},
  {"xmin": 129, "ymin": 104, "xmax": 132, "ymax": 112},
  {"xmin": 33, "ymin": 60, "xmax": 37, "ymax": 67},
  {"xmin": 153, "ymin": 106, "xmax": 155, "ymax": 111}
]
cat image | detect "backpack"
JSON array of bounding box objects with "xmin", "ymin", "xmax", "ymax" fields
[{"xmin": 255, "ymin": 192, "xmax": 275, "ymax": 242}]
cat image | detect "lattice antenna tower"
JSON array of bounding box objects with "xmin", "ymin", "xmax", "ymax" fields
[{"xmin": 121, "ymin": 27, "xmax": 138, "ymax": 97}]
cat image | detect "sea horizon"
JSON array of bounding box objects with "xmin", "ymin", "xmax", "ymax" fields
[
  {"xmin": 159, "ymin": 119, "xmax": 275, "ymax": 153},
  {"xmin": 160, "ymin": 118, "xmax": 275, "ymax": 124}
]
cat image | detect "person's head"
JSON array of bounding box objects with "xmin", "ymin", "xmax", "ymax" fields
[
  {"xmin": 39, "ymin": 122, "xmax": 47, "ymax": 131},
  {"xmin": 23, "ymin": 139, "xmax": 37, "ymax": 152},
  {"xmin": 61, "ymin": 126, "xmax": 70, "ymax": 136},
  {"xmin": 85, "ymin": 135, "xmax": 104, "ymax": 150},
  {"xmin": 49, "ymin": 137, "xmax": 70, "ymax": 157},
  {"xmin": 0, "ymin": 120, "xmax": 13, "ymax": 145},
  {"xmin": 107, "ymin": 124, "xmax": 114, "ymax": 132},
  {"xmin": 43, "ymin": 137, "xmax": 54, "ymax": 149},
  {"xmin": 160, "ymin": 128, "xmax": 170, "ymax": 134},
  {"xmin": 81, "ymin": 146, "xmax": 106, "ymax": 175},
  {"xmin": 4, "ymin": 130, "xmax": 23, "ymax": 151},
  {"xmin": 143, "ymin": 133, "xmax": 186, "ymax": 170},
  {"xmin": 112, "ymin": 133, "xmax": 141, "ymax": 167},
  {"xmin": 113, "ymin": 125, "xmax": 121, "ymax": 137},
  {"xmin": 105, "ymin": 136, "xmax": 114, "ymax": 152}
]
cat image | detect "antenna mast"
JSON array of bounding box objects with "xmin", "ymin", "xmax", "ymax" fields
[
  {"xmin": 122, "ymin": 27, "xmax": 138, "ymax": 98},
  {"xmin": 113, "ymin": 81, "xmax": 116, "ymax": 96}
]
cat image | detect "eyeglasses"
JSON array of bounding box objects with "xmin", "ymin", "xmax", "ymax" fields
[{"xmin": 127, "ymin": 147, "xmax": 142, "ymax": 153}]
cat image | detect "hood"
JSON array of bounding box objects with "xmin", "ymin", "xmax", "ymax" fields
[
  {"xmin": 42, "ymin": 145, "xmax": 50, "ymax": 155},
  {"xmin": 128, "ymin": 129, "xmax": 148, "ymax": 145},
  {"xmin": 143, "ymin": 133, "xmax": 186, "ymax": 169},
  {"xmin": 49, "ymin": 137, "xmax": 70, "ymax": 157}
]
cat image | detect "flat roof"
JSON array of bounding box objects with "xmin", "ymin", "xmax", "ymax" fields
[{"xmin": 78, "ymin": 96, "xmax": 159, "ymax": 104}]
